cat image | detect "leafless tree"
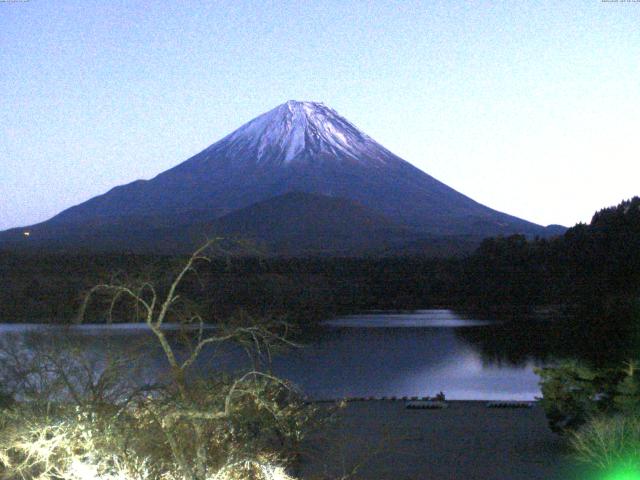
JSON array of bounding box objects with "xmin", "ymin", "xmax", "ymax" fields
[{"xmin": 71, "ymin": 239, "xmax": 309, "ymax": 480}]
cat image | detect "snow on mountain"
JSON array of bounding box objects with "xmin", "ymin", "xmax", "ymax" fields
[{"xmin": 204, "ymin": 100, "xmax": 388, "ymax": 167}]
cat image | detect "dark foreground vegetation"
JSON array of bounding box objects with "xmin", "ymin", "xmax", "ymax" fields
[
  {"xmin": 0, "ymin": 242, "xmax": 328, "ymax": 480},
  {"xmin": 1, "ymin": 197, "xmax": 639, "ymax": 477},
  {"xmin": 460, "ymin": 196, "xmax": 640, "ymax": 309},
  {"xmin": 2, "ymin": 197, "xmax": 639, "ymax": 325}
]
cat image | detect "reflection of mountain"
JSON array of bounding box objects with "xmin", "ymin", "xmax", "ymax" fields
[
  {"xmin": 270, "ymin": 328, "xmax": 462, "ymax": 399},
  {"xmin": 455, "ymin": 323, "xmax": 558, "ymax": 367},
  {"xmin": 455, "ymin": 302, "xmax": 640, "ymax": 367},
  {"xmin": 325, "ymin": 309, "xmax": 491, "ymax": 328},
  {"xmin": 267, "ymin": 323, "xmax": 545, "ymax": 400},
  {"xmin": 3, "ymin": 317, "xmax": 550, "ymax": 400}
]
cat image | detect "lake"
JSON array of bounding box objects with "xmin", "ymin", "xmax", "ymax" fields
[{"xmin": 0, "ymin": 310, "xmax": 553, "ymax": 401}]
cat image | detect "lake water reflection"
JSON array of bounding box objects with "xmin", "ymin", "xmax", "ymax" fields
[
  {"xmin": 274, "ymin": 310, "xmax": 544, "ymax": 400},
  {"xmin": 0, "ymin": 310, "xmax": 550, "ymax": 401}
]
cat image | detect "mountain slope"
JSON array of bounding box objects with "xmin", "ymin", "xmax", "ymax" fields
[
  {"xmin": 1, "ymin": 192, "xmax": 471, "ymax": 255},
  {"xmin": 210, "ymin": 191, "xmax": 452, "ymax": 255},
  {"xmin": 0, "ymin": 101, "xmax": 561, "ymax": 253}
]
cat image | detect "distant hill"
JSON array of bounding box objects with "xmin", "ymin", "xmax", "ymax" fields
[
  {"xmin": 0, "ymin": 100, "xmax": 564, "ymax": 255},
  {"xmin": 212, "ymin": 192, "xmax": 411, "ymax": 255},
  {"xmin": 210, "ymin": 192, "xmax": 483, "ymax": 256},
  {"xmin": 0, "ymin": 192, "xmax": 479, "ymax": 256}
]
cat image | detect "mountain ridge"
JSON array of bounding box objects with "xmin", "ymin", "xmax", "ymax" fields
[{"xmin": 0, "ymin": 100, "xmax": 564, "ymax": 254}]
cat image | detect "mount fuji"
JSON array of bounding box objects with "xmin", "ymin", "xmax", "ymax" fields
[{"xmin": 0, "ymin": 101, "xmax": 562, "ymax": 255}]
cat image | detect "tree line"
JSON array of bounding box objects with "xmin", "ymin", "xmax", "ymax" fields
[{"xmin": 1, "ymin": 197, "xmax": 639, "ymax": 327}]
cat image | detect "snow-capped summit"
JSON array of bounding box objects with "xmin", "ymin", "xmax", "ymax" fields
[{"xmin": 206, "ymin": 100, "xmax": 386, "ymax": 167}]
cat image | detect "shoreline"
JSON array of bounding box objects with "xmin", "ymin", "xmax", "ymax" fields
[
  {"xmin": 309, "ymin": 398, "xmax": 538, "ymax": 404},
  {"xmin": 298, "ymin": 400, "xmax": 583, "ymax": 480}
]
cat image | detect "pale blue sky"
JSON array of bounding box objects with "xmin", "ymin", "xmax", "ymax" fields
[{"xmin": 1, "ymin": 0, "xmax": 638, "ymax": 230}]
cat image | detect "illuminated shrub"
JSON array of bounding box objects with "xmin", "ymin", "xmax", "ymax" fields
[
  {"xmin": 537, "ymin": 359, "xmax": 640, "ymax": 475},
  {"xmin": 0, "ymin": 381, "xmax": 310, "ymax": 480},
  {"xmin": 0, "ymin": 240, "xmax": 317, "ymax": 480},
  {"xmin": 570, "ymin": 415, "xmax": 640, "ymax": 472}
]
